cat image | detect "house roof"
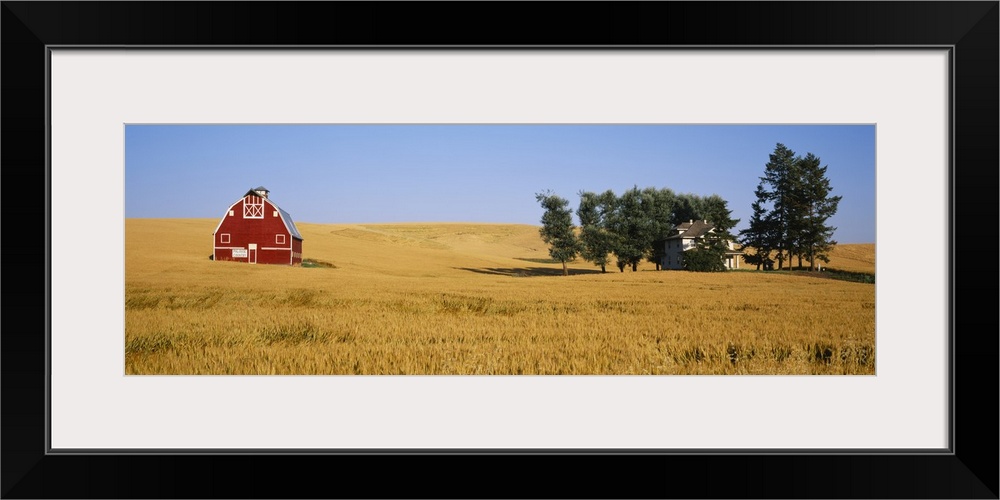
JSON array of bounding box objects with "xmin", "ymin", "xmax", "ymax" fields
[
  {"xmin": 212, "ymin": 191, "xmax": 303, "ymax": 240},
  {"xmin": 664, "ymin": 220, "xmax": 715, "ymax": 240}
]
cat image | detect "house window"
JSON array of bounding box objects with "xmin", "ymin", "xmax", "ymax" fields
[
  {"xmin": 220, "ymin": 233, "xmax": 230, "ymax": 244},
  {"xmin": 229, "ymin": 210, "xmax": 234, "ymax": 216},
  {"xmin": 273, "ymin": 210, "xmax": 279, "ymax": 217},
  {"xmin": 276, "ymin": 234, "xmax": 286, "ymax": 245},
  {"xmin": 243, "ymin": 195, "xmax": 264, "ymax": 218}
]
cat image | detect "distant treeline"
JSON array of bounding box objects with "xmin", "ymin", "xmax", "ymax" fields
[
  {"xmin": 537, "ymin": 143, "xmax": 843, "ymax": 275},
  {"xmin": 536, "ymin": 187, "xmax": 739, "ymax": 274}
]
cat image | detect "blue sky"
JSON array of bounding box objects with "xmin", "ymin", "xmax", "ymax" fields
[{"xmin": 125, "ymin": 124, "xmax": 876, "ymax": 243}]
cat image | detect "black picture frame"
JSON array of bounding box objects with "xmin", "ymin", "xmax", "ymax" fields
[{"xmin": 3, "ymin": 2, "xmax": 997, "ymax": 498}]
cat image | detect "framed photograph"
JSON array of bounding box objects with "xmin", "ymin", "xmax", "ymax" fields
[{"xmin": 4, "ymin": 2, "xmax": 996, "ymax": 498}]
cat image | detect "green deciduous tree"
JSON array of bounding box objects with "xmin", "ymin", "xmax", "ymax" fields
[
  {"xmin": 605, "ymin": 186, "xmax": 655, "ymax": 272},
  {"xmin": 682, "ymin": 244, "xmax": 728, "ymax": 272},
  {"xmin": 692, "ymin": 194, "xmax": 740, "ymax": 271},
  {"xmin": 697, "ymin": 194, "xmax": 739, "ymax": 240},
  {"xmin": 576, "ymin": 190, "xmax": 617, "ymax": 273},
  {"xmin": 671, "ymin": 193, "xmax": 704, "ymax": 226},
  {"xmin": 552, "ymin": 186, "xmax": 739, "ymax": 273},
  {"xmin": 642, "ymin": 187, "xmax": 677, "ymax": 270},
  {"xmin": 536, "ymin": 191, "xmax": 582, "ymax": 276}
]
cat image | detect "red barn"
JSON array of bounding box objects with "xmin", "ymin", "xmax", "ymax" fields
[{"xmin": 212, "ymin": 186, "xmax": 303, "ymax": 265}]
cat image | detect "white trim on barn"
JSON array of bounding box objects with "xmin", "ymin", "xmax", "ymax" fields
[
  {"xmin": 243, "ymin": 195, "xmax": 265, "ymax": 218},
  {"xmin": 212, "ymin": 188, "xmax": 305, "ymax": 266},
  {"xmin": 213, "ymin": 197, "xmax": 249, "ymax": 235},
  {"xmin": 211, "ymin": 190, "xmax": 303, "ymax": 241}
]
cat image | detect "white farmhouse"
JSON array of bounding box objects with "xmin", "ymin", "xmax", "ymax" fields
[{"xmin": 657, "ymin": 220, "xmax": 743, "ymax": 270}]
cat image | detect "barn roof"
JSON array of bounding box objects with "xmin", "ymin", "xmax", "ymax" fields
[
  {"xmin": 212, "ymin": 191, "xmax": 303, "ymax": 240},
  {"xmin": 275, "ymin": 204, "xmax": 303, "ymax": 240}
]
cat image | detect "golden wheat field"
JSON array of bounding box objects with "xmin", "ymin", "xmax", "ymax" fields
[{"xmin": 125, "ymin": 218, "xmax": 876, "ymax": 375}]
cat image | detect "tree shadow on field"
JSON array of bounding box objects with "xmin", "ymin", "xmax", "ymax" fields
[{"xmin": 454, "ymin": 266, "xmax": 603, "ymax": 277}]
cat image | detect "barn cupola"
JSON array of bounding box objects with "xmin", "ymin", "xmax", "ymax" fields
[{"xmin": 252, "ymin": 186, "xmax": 270, "ymax": 199}]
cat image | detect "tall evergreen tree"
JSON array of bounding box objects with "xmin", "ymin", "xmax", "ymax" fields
[
  {"xmin": 739, "ymin": 181, "xmax": 778, "ymax": 270},
  {"xmin": 535, "ymin": 191, "xmax": 582, "ymax": 276},
  {"xmin": 743, "ymin": 144, "xmax": 842, "ymax": 272},
  {"xmin": 760, "ymin": 143, "xmax": 800, "ymax": 270},
  {"xmin": 795, "ymin": 153, "xmax": 842, "ymax": 271}
]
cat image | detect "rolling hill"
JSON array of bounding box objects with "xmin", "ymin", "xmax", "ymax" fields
[{"xmin": 126, "ymin": 218, "xmax": 875, "ymax": 278}]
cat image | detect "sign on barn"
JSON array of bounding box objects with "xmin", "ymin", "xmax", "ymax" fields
[{"xmin": 212, "ymin": 186, "xmax": 303, "ymax": 265}]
